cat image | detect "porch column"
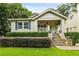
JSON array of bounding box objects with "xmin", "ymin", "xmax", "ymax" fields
[
  {"xmin": 47, "ymin": 25, "xmax": 50, "ymax": 31},
  {"xmin": 48, "ymin": 25, "xmax": 52, "ymax": 38},
  {"xmin": 60, "ymin": 19, "xmax": 64, "ymax": 33},
  {"xmin": 57, "ymin": 25, "xmax": 60, "ymax": 33}
]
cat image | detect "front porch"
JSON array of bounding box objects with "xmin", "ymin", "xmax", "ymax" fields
[{"xmin": 37, "ymin": 20, "xmax": 64, "ymax": 37}]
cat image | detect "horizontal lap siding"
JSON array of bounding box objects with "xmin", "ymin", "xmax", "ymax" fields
[{"xmin": 11, "ymin": 20, "xmax": 38, "ymax": 32}]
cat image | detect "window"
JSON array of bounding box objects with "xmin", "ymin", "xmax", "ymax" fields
[
  {"xmin": 24, "ymin": 22, "xmax": 29, "ymax": 29},
  {"xmin": 16, "ymin": 22, "xmax": 31, "ymax": 29},
  {"xmin": 38, "ymin": 24, "xmax": 47, "ymax": 32},
  {"xmin": 70, "ymin": 15, "xmax": 74, "ymax": 20},
  {"xmin": 17, "ymin": 22, "xmax": 22, "ymax": 29}
]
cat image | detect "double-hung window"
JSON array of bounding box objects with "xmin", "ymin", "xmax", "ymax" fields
[
  {"xmin": 24, "ymin": 22, "xmax": 29, "ymax": 29},
  {"xmin": 17, "ymin": 22, "xmax": 22, "ymax": 29},
  {"xmin": 17, "ymin": 21, "xmax": 31, "ymax": 29}
]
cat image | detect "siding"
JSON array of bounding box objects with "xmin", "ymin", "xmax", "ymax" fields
[
  {"xmin": 37, "ymin": 13, "xmax": 61, "ymax": 20},
  {"xmin": 11, "ymin": 20, "xmax": 38, "ymax": 32},
  {"xmin": 65, "ymin": 12, "xmax": 78, "ymax": 32}
]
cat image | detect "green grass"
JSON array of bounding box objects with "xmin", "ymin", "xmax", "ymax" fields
[{"xmin": 0, "ymin": 47, "xmax": 79, "ymax": 56}]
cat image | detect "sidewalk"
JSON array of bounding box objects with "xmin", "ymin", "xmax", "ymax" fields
[{"xmin": 56, "ymin": 46, "xmax": 79, "ymax": 50}]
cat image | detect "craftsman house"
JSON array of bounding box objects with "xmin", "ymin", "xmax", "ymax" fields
[{"xmin": 9, "ymin": 8, "xmax": 67, "ymax": 37}]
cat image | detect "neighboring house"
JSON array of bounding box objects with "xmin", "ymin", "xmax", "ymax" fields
[
  {"xmin": 9, "ymin": 8, "xmax": 67, "ymax": 36},
  {"xmin": 65, "ymin": 9, "xmax": 78, "ymax": 32}
]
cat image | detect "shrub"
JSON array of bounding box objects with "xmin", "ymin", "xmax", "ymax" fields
[
  {"xmin": 64, "ymin": 32, "xmax": 79, "ymax": 39},
  {"xmin": 6, "ymin": 32, "xmax": 48, "ymax": 37},
  {"xmin": 0, "ymin": 37, "xmax": 51, "ymax": 48},
  {"xmin": 64, "ymin": 32, "xmax": 79, "ymax": 45}
]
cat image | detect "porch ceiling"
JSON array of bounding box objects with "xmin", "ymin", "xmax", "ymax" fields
[
  {"xmin": 38, "ymin": 20, "xmax": 60, "ymax": 21},
  {"xmin": 38, "ymin": 20, "xmax": 60, "ymax": 25}
]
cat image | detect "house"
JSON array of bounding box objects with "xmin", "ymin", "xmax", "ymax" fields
[
  {"xmin": 9, "ymin": 8, "xmax": 67, "ymax": 37},
  {"xmin": 65, "ymin": 9, "xmax": 78, "ymax": 32}
]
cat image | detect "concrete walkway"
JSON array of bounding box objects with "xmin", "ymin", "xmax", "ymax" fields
[{"xmin": 56, "ymin": 46, "xmax": 79, "ymax": 50}]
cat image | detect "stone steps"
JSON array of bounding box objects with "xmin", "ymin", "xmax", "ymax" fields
[{"xmin": 53, "ymin": 33, "xmax": 72, "ymax": 46}]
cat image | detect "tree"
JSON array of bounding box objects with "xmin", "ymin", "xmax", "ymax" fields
[
  {"xmin": 0, "ymin": 4, "xmax": 9, "ymax": 35},
  {"xmin": 70, "ymin": 3, "xmax": 77, "ymax": 12},
  {"xmin": 0, "ymin": 3, "xmax": 32, "ymax": 35},
  {"xmin": 57, "ymin": 3, "xmax": 77, "ymax": 17},
  {"xmin": 6, "ymin": 3, "xmax": 32, "ymax": 18},
  {"xmin": 57, "ymin": 4, "xmax": 69, "ymax": 16}
]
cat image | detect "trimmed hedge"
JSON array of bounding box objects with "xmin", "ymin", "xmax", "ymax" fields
[
  {"xmin": 64, "ymin": 32, "xmax": 79, "ymax": 39},
  {"xmin": 0, "ymin": 38, "xmax": 51, "ymax": 48},
  {"xmin": 6, "ymin": 32, "xmax": 48, "ymax": 37},
  {"xmin": 64, "ymin": 32, "xmax": 79, "ymax": 45}
]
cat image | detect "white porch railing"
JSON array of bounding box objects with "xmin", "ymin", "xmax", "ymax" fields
[{"xmin": 38, "ymin": 27, "xmax": 48, "ymax": 32}]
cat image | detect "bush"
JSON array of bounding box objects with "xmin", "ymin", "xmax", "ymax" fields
[
  {"xmin": 0, "ymin": 37, "xmax": 51, "ymax": 48},
  {"xmin": 64, "ymin": 32, "xmax": 79, "ymax": 45},
  {"xmin": 64, "ymin": 32, "xmax": 79, "ymax": 39},
  {"xmin": 6, "ymin": 32, "xmax": 48, "ymax": 37}
]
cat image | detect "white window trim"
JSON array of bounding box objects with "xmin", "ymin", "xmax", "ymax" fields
[
  {"xmin": 16, "ymin": 21, "xmax": 30, "ymax": 30},
  {"xmin": 17, "ymin": 22, "xmax": 23, "ymax": 29},
  {"xmin": 24, "ymin": 22, "xmax": 29, "ymax": 29}
]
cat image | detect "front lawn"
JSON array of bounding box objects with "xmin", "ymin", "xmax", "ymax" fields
[{"xmin": 0, "ymin": 47, "xmax": 79, "ymax": 56}]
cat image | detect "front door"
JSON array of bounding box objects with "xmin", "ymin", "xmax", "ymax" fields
[{"xmin": 50, "ymin": 25, "xmax": 56, "ymax": 36}]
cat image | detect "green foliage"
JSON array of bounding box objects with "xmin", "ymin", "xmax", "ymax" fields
[
  {"xmin": 0, "ymin": 4, "xmax": 10, "ymax": 35},
  {"xmin": 64, "ymin": 32, "xmax": 79, "ymax": 45},
  {"xmin": 64, "ymin": 32, "xmax": 79, "ymax": 39},
  {"xmin": 6, "ymin": 32, "xmax": 48, "ymax": 37},
  {"xmin": 5, "ymin": 3, "xmax": 32, "ymax": 18},
  {"xmin": 0, "ymin": 3, "xmax": 32, "ymax": 35},
  {"xmin": 0, "ymin": 38, "xmax": 51, "ymax": 48},
  {"xmin": 57, "ymin": 3, "xmax": 77, "ymax": 17},
  {"xmin": 57, "ymin": 4, "xmax": 69, "ymax": 16}
]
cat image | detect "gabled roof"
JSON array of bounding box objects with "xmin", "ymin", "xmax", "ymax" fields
[
  {"xmin": 31, "ymin": 13, "xmax": 39, "ymax": 18},
  {"xmin": 32, "ymin": 8, "xmax": 67, "ymax": 20},
  {"xmin": 9, "ymin": 8, "xmax": 67, "ymax": 21},
  {"xmin": 8, "ymin": 18, "xmax": 33, "ymax": 21}
]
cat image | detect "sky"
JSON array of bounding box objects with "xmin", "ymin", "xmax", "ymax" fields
[{"xmin": 22, "ymin": 3, "xmax": 61, "ymax": 13}]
